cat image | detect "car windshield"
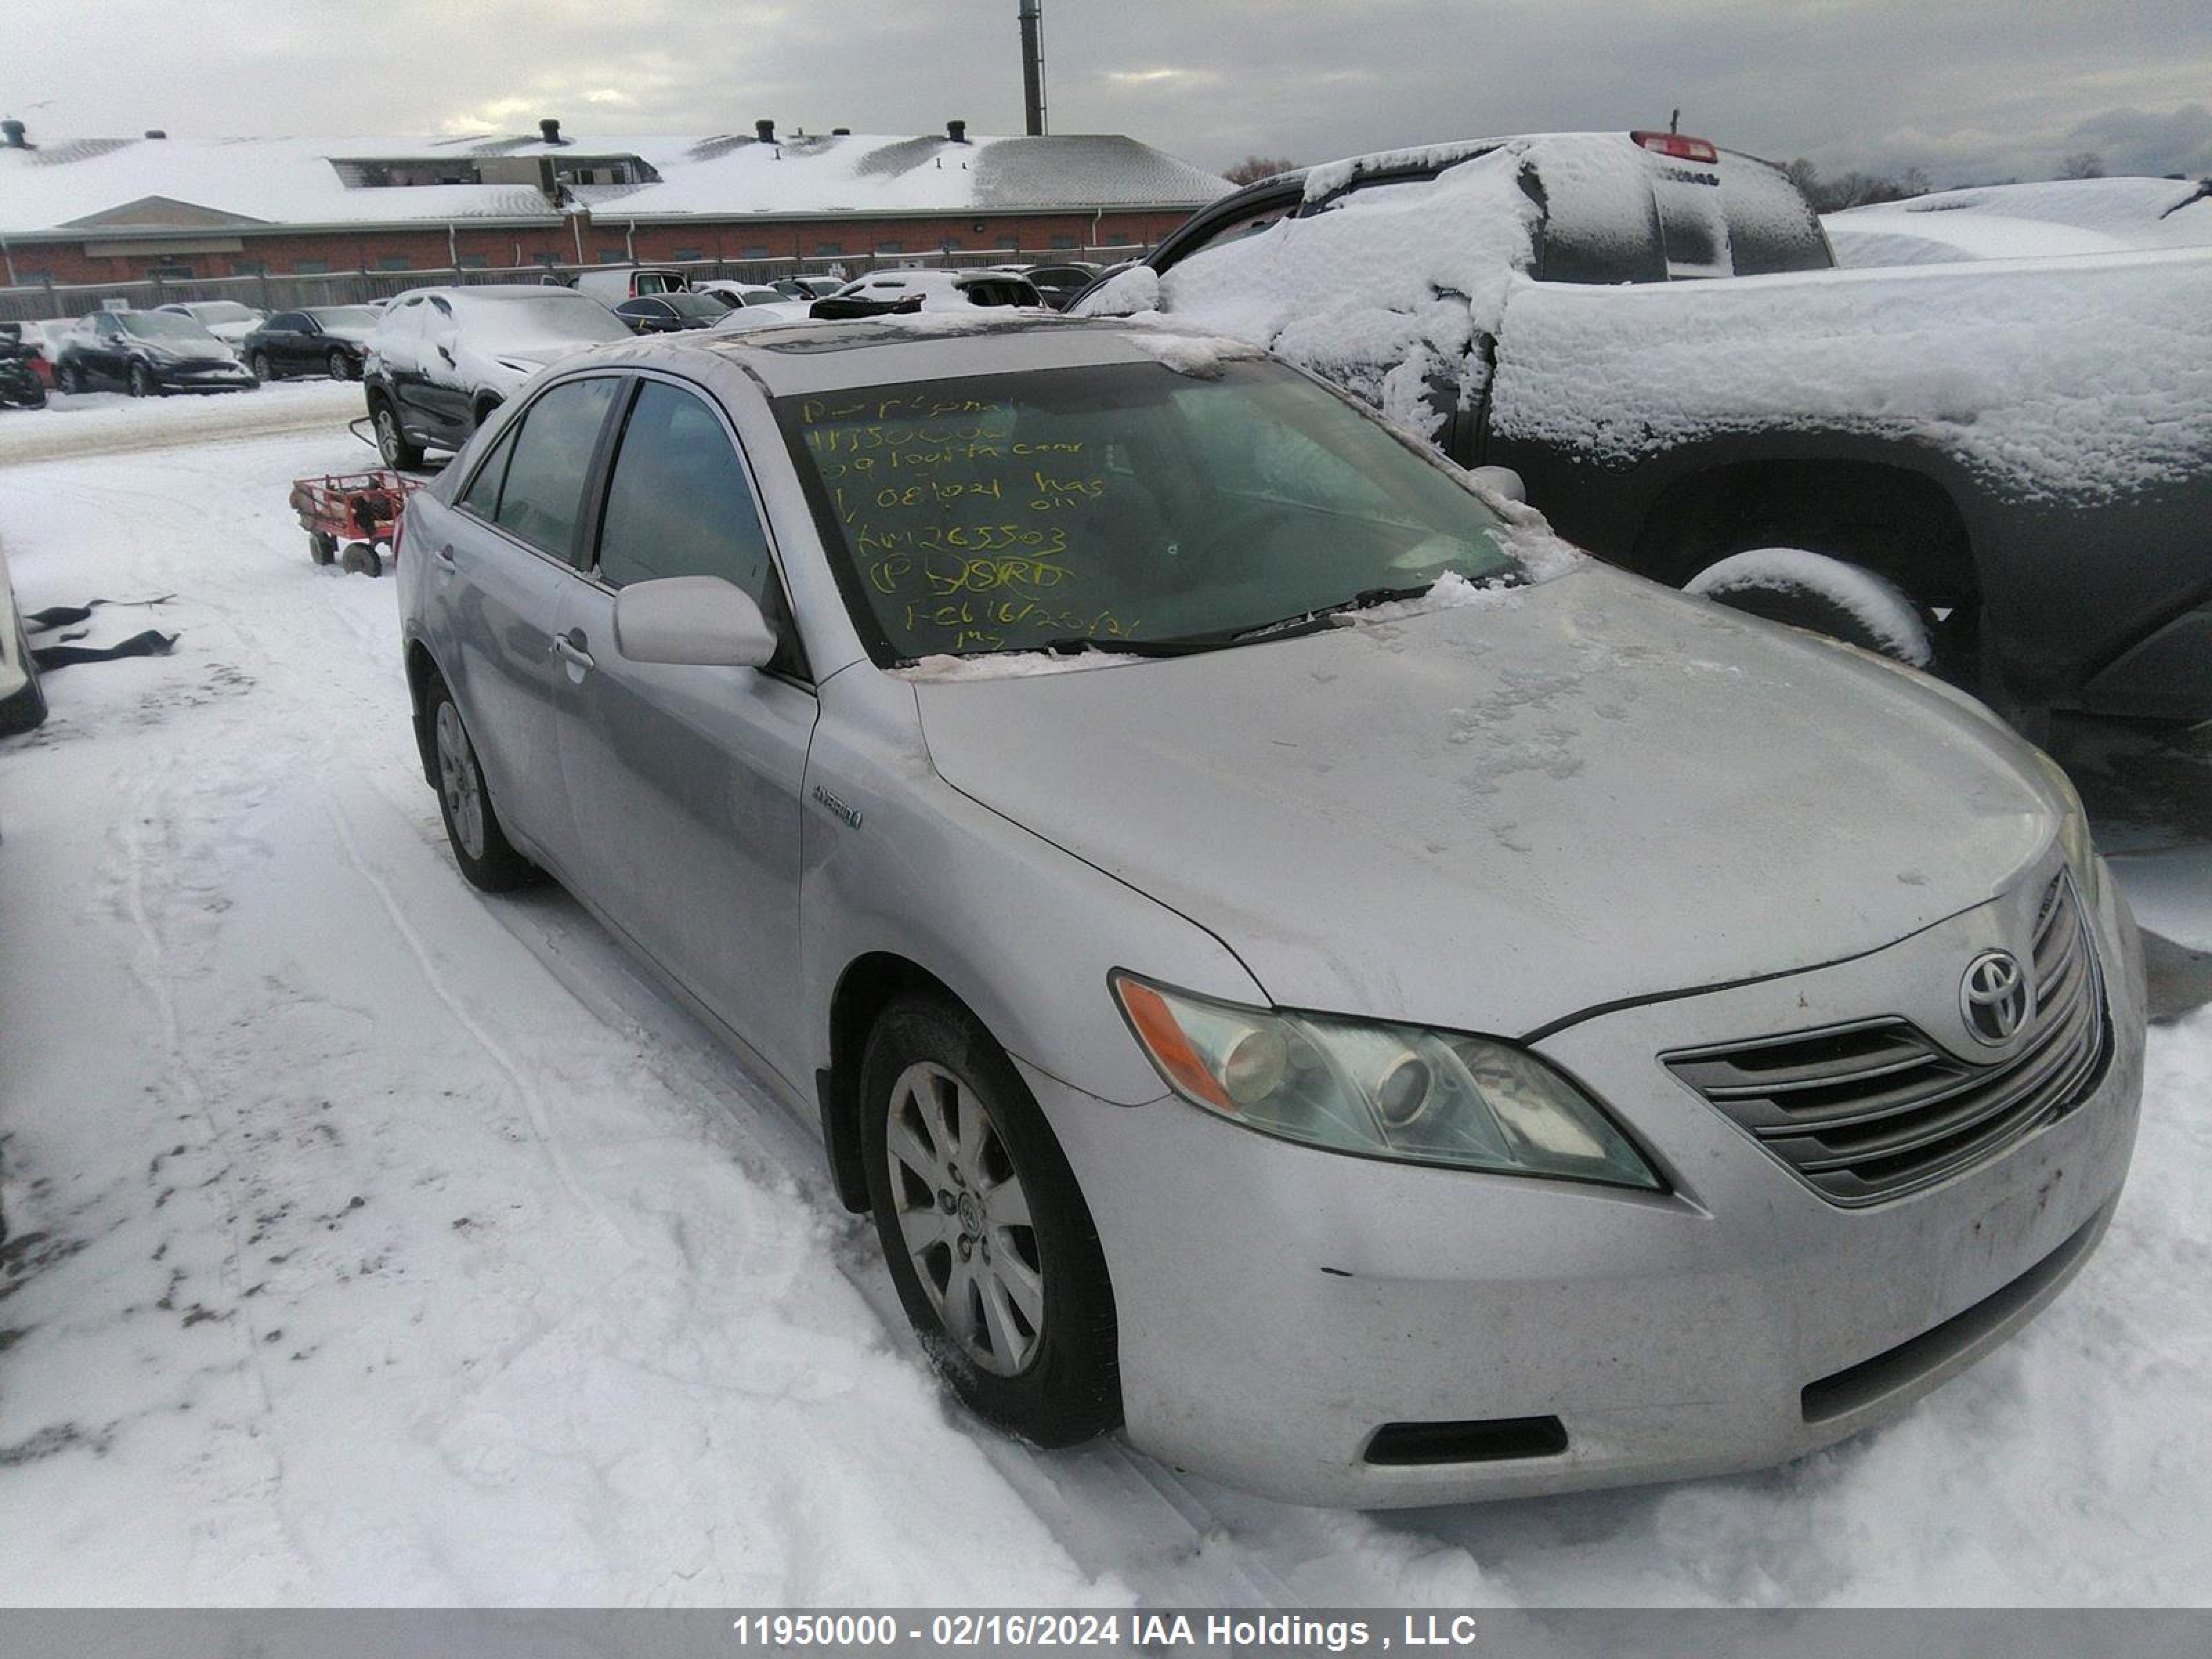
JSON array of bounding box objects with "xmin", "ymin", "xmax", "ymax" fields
[
  {"xmin": 662, "ymin": 292, "xmax": 729, "ymax": 319},
  {"xmin": 455, "ymin": 294, "xmax": 633, "ymax": 348},
  {"xmin": 778, "ymin": 357, "xmax": 1522, "ymax": 662},
  {"xmin": 121, "ymin": 312, "xmax": 222, "ymax": 344},
  {"xmin": 310, "ymin": 306, "xmax": 379, "ymax": 333},
  {"xmin": 191, "ymin": 302, "xmax": 259, "ymax": 324}
]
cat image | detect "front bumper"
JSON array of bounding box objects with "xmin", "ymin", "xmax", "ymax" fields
[
  {"xmin": 152, "ymin": 360, "xmax": 256, "ymax": 393},
  {"xmin": 1034, "ymin": 861, "xmax": 2146, "ymax": 1507}
]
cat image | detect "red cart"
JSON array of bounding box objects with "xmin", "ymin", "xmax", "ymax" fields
[{"xmin": 287, "ymin": 469, "xmax": 421, "ymax": 577}]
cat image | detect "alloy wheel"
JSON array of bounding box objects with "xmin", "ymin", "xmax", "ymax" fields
[
  {"xmin": 884, "ymin": 1060, "xmax": 1045, "ymax": 1376},
  {"xmin": 433, "ymin": 701, "xmax": 486, "ymax": 861}
]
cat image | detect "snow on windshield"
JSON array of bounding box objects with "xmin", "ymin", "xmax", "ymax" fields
[
  {"xmin": 122, "ymin": 312, "xmax": 221, "ymax": 344},
  {"xmin": 310, "ymin": 306, "xmax": 380, "ymax": 337}
]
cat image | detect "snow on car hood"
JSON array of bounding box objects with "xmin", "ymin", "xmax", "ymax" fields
[{"xmin": 914, "ymin": 564, "xmax": 2060, "ymax": 1037}]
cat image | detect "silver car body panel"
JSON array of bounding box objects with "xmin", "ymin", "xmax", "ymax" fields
[
  {"xmin": 395, "ymin": 322, "xmax": 2146, "ymax": 1505},
  {"xmin": 913, "ymin": 563, "xmax": 2064, "ymax": 1038}
]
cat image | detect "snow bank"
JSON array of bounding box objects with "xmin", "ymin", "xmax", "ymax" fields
[
  {"xmin": 0, "ymin": 379, "xmax": 366, "ymax": 469},
  {"xmin": 1490, "ymin": 248, "xmax": 2212, "ymax": 503},
  {"xmin": 0, "ymin": 429, "xmax": 1126, "ymax": 1606}
]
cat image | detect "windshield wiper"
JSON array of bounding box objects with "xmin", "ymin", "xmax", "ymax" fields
[
  {"xmin": 1009, "ymin": 584, "xmax": 1445, "ymax": 662},
  {"xmin": 1027, "ymin": 634, "xmax": 1224, "ymax": 658},
  {"xmin": 1223, "ymin": 582, "xmax": 1438, "ymax": 644}
]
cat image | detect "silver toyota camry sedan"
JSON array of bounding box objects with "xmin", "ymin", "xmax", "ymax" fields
[{"xmin": 395, "ymin": 317, "xmax": 2145, "ymax": 1507}]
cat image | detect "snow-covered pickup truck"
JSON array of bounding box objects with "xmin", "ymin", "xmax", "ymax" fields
[{"xmin": 1074, "ymin": 133, "xmax": 2212, "ymax": 725}]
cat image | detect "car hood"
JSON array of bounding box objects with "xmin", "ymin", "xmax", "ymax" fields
[{"xmin": 912, "ymin": 565, "xmax": 2060, "ymax": 1037}]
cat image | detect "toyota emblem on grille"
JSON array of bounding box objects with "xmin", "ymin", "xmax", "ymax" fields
[{"xmin": 1960, "ymin": 949, "xmax": 2031, "ymax": 1045}]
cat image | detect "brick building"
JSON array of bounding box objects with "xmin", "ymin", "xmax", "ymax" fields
[{"xmin": 0, "ymin": 118, "xmax": 1229, "ymax": 290}]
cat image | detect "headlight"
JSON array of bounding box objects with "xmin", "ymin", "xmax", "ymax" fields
[
  {"xmin": 2029, "ymin": 747, "xmax": 2101, "ymax": 906},
  {"xmin": 1112, "ymin": 973, "xmax": 1662, "ymax": 1190}
]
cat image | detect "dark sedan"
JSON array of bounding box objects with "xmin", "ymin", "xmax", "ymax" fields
[
  {"xmin": 1006, "ymin": 262, "xmax": 1100, "ymax": 310},
  {"xmin": 240, "ymin": 306, "xmax": 382, "ymax": 382},
  {"xmin": 54, "ymin": 310, "xmax": 256, "ymax": 396},
  {"xmin": 613, "ymin": 293, "xmax": 729, "ymax": 334}
]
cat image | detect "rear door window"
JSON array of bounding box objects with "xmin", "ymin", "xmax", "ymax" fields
[{"xmin": 488, "ymin": 376, "xmax": 620, "ymax": 562}]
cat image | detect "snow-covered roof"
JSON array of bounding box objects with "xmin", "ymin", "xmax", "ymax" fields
[
  {"xmin": 0, "ymin": 129, "xmax": 1231, "ymax": 238},
  {"xmin": 1826, "ymin": 176, "xmax": 2212, "ymax": 265}
]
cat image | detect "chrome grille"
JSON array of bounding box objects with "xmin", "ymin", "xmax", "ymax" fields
[{"xmin": 1664, "ymin": 874, "xmax": 2108, "ymax": 1206}]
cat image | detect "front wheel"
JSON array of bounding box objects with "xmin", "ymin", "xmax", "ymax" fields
[
  {"xmin": 328, "ymin": 349, "xmax": 354, "ymax": 382},
  {"xmin": 127, "ymin": 362, "xmax": 156, "ymax": 398},
  {"xmin": 860, "ymin": 996, "xmax": 1120, "ymax": 1446},
  {"xmin": 250, "ymin": 350, "xmax": 274, "ymax": 382},
  {"xmin": 373, "ymin": 402, "xmax": 424, "ymax": 470},
  {"xmin": 1685, "ymin": 548, "xmax": 1933, "ymax": 668},
  {"xmin": 425, "ymin": 675, "xmax": 541, "ymax": 892},
  {"xmin": 56, "ymin": 362, "xmax": 84, "ymax": 395}
]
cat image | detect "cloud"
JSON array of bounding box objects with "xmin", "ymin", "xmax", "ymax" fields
[
  {"xmin": 2065, "ymin": 102, "xmax": 2212, "ymax": 177},
  {"xmin": 1104, "ymin": 68, "xmax": 1221, "ymax": 88},
  {"xmin": 20, "ymin": 0, "xmax": 2212, "ymax": 188}
]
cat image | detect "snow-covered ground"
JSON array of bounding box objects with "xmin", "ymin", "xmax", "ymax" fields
[{"xmin": 1, "ymin": 409, "xmax": 2208, "ymax": 1606}]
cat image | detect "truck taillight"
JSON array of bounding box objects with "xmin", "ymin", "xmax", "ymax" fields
[{"xmin": 1631, "ymin": 130, "xmax": 1721, "ymax": 165}]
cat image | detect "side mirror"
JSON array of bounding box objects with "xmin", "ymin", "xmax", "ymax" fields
[
  {"xmin": 613, "ymin": 576, "xmax": 778, "ymax": 668},
  {"xmin": 1466, "ymin": 464, "xmax": 1527, "ymax": 505}
]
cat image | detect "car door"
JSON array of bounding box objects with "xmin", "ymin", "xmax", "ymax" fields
[
  {"xmin": 376, "ymin": 298, "xmax": 432, "ymax": 423},
  {"xmin": 435, "ymin": 373, "xmax": 623, "ymax": 872},
  {"xmin": 277, "ymin": 312, "xmax": 319, "ymax": 372},
  {"xmin": 416, "ymin": 296, "xmax": 476, "ymax": 442},
  {"xmin": 87, "ymin": 315, "xmax": 128, "ymax": 385},
  {"xmin": 552, "ymin": 374, "xmax": 816, "ymax": 1077}
]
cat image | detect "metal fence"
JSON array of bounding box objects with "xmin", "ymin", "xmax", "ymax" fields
[{"xmin": 0, "ymin": 245, "xmax": 1149, "ymax": 324}]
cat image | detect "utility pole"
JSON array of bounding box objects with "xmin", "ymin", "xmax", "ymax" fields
[{"xmin": 1019, "ymin": 0, "xmax": 1048, "ymax": 136}]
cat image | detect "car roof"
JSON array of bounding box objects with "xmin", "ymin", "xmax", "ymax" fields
[
  {"xmin": 392, "ymin": 283, "xmax": 596, "ymax": 303},
  {"xmin": 550, "ymin": 315, "xmax": 1257, "ymax": 398}
]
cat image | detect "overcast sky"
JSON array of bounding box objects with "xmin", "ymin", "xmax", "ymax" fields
[{"xmin": 8, "ymin": 0, "xmax": 2211, "ymax": 185}]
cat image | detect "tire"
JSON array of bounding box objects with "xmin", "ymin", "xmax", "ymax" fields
[
  {"xmin": 328, "ymin": 349, "xmax": 354, "ymax": 382},
  {"xmin": 56, "ymin": 362, "xmax": 83, "ymax": 395},
  {"xmin": 859, "ymin": 995, "xmax": 1120, "ymax": 1446},
  {"xmin": 0, "ymin": 612, "xmax": 48, "ymax": 738},
  {"xmin": 250, "ymin": 350, "xmax": 274, "ymax": 382},
  {"xmin": 373, "ymin": 400, "xmax": 424, "ymax": 470},
  {"xmin": 340, "ymin": 541, "xmax": 380, "ymax": 577},
  {"xmin": 308, "ymin": 532, "xmax": 337, "ymax": 566},
  {"xmin": 1685, "ymin": 547, "xmax": 1934, "ymax": 668},
  {"xmin": 127, "ymin": 362, "xmax": 154, "ymax": 398},
  {"xmin": 424, "ymin": 673, "xmax": 541, "ymax": 892}
]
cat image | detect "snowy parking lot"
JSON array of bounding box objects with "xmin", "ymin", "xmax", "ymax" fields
[{"xmin": 0, "ymin": 397, "xmax": 2208, "ymax": 1606}]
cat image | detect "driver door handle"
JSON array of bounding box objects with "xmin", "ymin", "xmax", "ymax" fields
[
  {"xmin": 431, "ymin": 543, "xmax": 457, "ymax": 571},
  {"xmin": 552, "ymin": 628, "xmax": 595, "ymax": 673}
]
